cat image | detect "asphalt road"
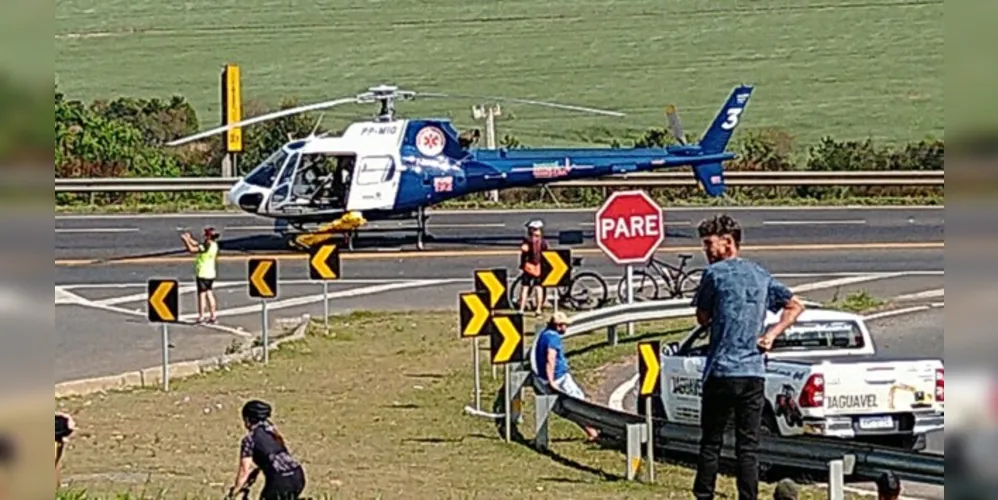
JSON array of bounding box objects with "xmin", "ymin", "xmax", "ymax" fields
[
  {"xmin": 54, "ymin": 206, "xmax": 944, "ymax": 383},
  {"xmin": 54, "ymin": 206, "xmax": 944, "ymax": 262}
]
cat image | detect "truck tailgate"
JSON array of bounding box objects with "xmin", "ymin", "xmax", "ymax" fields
[{"xmin": 822, "ymin": 360, "xmax": 942, "ymax": 423}]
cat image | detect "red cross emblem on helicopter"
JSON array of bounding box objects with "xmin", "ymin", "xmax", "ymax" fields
[{"xmin": 415, "ymin": 126, "xmax": 445, "ymax": 157}]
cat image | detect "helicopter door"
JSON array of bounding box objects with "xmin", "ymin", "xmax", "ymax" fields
[
  {"xmin": 265, "ymin": 152, "xmax": 300, "ymax": 212},
  {"xmin": 345, "ymin": 155, "xmax": 400, "ymax": 211}
]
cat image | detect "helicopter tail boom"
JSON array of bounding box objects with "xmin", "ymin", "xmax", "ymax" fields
[{"xmin": 698, "ymin": 84, "xmax": 754, "ymax": 155}]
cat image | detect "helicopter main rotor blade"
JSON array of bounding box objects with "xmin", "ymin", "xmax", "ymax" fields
[
  {"xmin": 416, "ymin": 92, "xmax": 626, "ymax": 117},
  {"xmin": 165, "ymin": 97, "xmax": 360, "ymax": 147}
]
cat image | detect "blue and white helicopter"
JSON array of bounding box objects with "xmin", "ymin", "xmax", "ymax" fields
[{"xmin": 167, "ymin": 84, "xmax": 753, "ymax": 250}]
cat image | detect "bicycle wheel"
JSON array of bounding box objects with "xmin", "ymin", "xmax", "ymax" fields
[
  {"xmin": 617, "ymin": 269, "xmax": 660, "ymax": 302},
  {"xmin": 677, "ymin": 268, "xmax": 704, "ymax": 299},
  {"xmin": 508, "ymin": 273, "xmax": 541, "ymax": 311},
  {"xmin": 566, "ymin": 271, "xmax": 609, "ymax": 310}
]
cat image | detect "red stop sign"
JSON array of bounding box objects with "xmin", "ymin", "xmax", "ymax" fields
[{"xmin": 595, "ymin": 190, "xmax": 665, "ymax": 264}]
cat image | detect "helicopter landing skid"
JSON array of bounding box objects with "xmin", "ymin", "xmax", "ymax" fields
[{"xmin": 279, "ymin": 212, "xmax": 435, "ymax": 252}]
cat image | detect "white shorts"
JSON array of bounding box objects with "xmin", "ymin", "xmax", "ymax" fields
[{"xmin": 539, "ymin": 373, "xmax": 586, "ymax": 400}]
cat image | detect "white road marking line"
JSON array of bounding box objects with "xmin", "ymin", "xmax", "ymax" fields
[
  {"xmin": 59, "ymin": 279, "xmax": 414, "ymax": 290},
  {"xmin": 53, "ymin": 206, "xmax": 945, "ymax": 221},
  {"xmin": 792, "ymin": 273, "xmax": 906, "ymax": 294},
  {"xmin": 894, "ymin": 288, "xmax": 944, "ymax": 301},
  {"xmin": 864, "ymin": 303, "xmax": 944, "ymax": 321},
  {"xmin": 762, "ymin": 219, "xmax": 867, "ymax": 226},
  {"xmin": 70, "ymin": 300, "xmax": 252, "ymax": 338},
  {"xmin": 182, "ymin": 279, "xmax": 463, "ymax": 320},
  {"xmin": 580, "ymin": 220, "xmax": 691, "ymax": 227},
  {"xmin": 55, "ymin": 228, "xmax": 139, "ymax": 233},
  {"xmin": 609, "ymin": 373, "xmax": 639, "ymax": 411},
  {"xmin": 55, "ymin": 287, "xmax": 91, "ymax": 306},
  {"xmin": 220, "ymin": 225, "xmax": 275, "ymax": 231}
]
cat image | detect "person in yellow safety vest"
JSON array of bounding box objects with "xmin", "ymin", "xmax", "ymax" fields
[
  {"xmin": 181, "ymin": 227, "xmax": 221, "ymax": 324},
  {"xmin": 518, "ymin": 219, "xmax": 549, "ymax": 315}
]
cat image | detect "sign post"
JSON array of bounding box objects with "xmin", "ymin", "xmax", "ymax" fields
[
  {"xmin": 539, "ymin": 249, "xmax": 572, "ymax": 314},
  {"xmin": 308, "ymin": 243, "xmax": 342, "ymax": 332},
  {"xmin": 458, "ymin": 291, "xmax": 490, "ymax": 413},
  {"xmin": 638, "ymin": 340, "xmax": 662, "ymax": 482},
  {"xmin": 595, "ymin": 190, "xmax": 665, "ymax": 336},
  {"xmin": 248, "ymin": 258, "xmax": 278, "ymax": 364},
  {"xmin": 489, "ymin": 312, "xmax": 525, "ymax": 442},
  {"xmin": 147, "ymin": 279, "xmax": 179, "ymax": 391}
]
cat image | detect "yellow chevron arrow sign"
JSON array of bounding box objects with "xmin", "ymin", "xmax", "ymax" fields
[
  {"xmin": 490, "ymin": 313, "xmax": 524, "ymax": 364},
  {"xmin": 540, "ymin": 249, "xmax": 571, "ymax": 287},
  {"xmin": 309, "ymin": 244, "xmax": 340, "ymax": 280},
  {"xmin": 147, "ymin": 279, "xmax": 179, "ymax": 323},
  {"xmin": 459, "ymin": 292, "xmax": 490, "ymax": 337},
  {"xmin": 248, "ymin": 258, "xmax": 277, "ymax": 298},
  {"xmin": 474, "ymin": 268, "xmax": 509, "ymax": 309},
  {"xmin": 638, "ymin": 341, "xmax": 661, "ymax": 397}
]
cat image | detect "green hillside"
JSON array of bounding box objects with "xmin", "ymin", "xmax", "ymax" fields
[{"xmin": 55, "ymin": 0, "xmax": 943, "ymax": 147}]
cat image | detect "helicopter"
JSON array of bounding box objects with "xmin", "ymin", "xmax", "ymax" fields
[{"xmin": 166, "ymin": 83, "xmax": 754, "ymax": 250}]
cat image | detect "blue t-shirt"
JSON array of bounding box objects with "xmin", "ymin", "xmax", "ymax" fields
[
  {"xmin": 534, "ymin": 328, "xmax": 570, "ymax": 382},
  {"xmin": 691, "ymin": 257, "xmax": 793, "ymax": 380}
]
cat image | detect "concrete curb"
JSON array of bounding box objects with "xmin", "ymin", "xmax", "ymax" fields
[{"xmin": 54, "ymin": 314, "xmax": 312, "ymax": 399}]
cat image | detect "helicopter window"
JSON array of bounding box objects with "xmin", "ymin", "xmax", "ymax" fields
[
  {"xmin": 275, "ymin": 153, "xmax": 300, "ymax": 187},
  {"xmin": 244, "ymin": 149, "xmax": 289, "ymax": 188},
  {"xmin": 355, "ymin": 156, "xmax": 395, "ymax": 185}
]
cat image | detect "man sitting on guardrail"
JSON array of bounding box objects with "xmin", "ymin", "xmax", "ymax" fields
[
  {"xmin": 534, "ymin": 311, "xmax": 600, "ymax": 441},
  {"xmin": 690, "ymin": 214, "xmax": 805, "ymax": 500}
]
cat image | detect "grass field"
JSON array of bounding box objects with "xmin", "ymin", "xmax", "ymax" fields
[
  {"xmin": 55, "ymin": 0, "xmax": 943, "ymax": 147},
  {"xmin": 55, "ymin": 311, "xmax": 857, "ymax": 499}
]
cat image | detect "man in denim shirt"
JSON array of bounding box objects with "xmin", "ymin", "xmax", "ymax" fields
[{"xmin": 690, "ymin": 215, "xmax": 805, "ymax": 500}]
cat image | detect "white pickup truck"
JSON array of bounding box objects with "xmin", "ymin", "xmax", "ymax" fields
[{"xmin": 654, "ymin": 307, "xmax": 944, "ymax": 450}]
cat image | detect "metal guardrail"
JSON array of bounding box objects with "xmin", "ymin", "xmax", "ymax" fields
[
  {"xmin": 496, "ymin": 298, "xmax": 944, "ymax": 486},
  {"xmin": 53, "ymin": 171, "xmax": 944, "ymax": 193}
]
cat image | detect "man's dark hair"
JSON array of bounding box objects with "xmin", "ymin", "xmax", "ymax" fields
[
  {"xmin": 697, "ymin": 214, "xmax": 742, "ymax": 247},
  {"xmin": 876, "ymin": 471, "xmax": 901, "ymax": 497}
]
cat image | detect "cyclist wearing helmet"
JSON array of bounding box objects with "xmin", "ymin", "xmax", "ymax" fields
[
  {"xmin": 518, "ymin": 219, "xmax": 548, "ymax": 315},
  {"xmin": 229, "ymin": 400, "xmax": 305, "ymax": 500}
]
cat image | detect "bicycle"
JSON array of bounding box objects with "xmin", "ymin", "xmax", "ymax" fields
[
  {"xmin": 508, "ymin": 256, "xmax": 610, "ymax": 312},
  {"xmin": 616, "ymin": 253, "xmax": 704, "ymax": 301}
]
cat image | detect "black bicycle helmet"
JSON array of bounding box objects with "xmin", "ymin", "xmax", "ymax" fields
[{"xmin": 241, "ymin": 400, "xmax": 272, "ymax": 424}]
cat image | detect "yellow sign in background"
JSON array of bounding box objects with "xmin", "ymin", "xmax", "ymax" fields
[{"xmin": 222, "ymin": 64, "xmax": 242, "ymax": 153}]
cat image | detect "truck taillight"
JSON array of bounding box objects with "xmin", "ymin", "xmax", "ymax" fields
[
  {"xmin": 799, "ymin": 374, "xmax": 825, "ymax": 408},
  {"xmin": 934, "ymin": 368, "xmax": 944, "ymax": 402}
]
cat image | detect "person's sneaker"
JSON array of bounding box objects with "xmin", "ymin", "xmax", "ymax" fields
[{"xmin": 206, "ymin": 317, "xmax": 217, "ymax": 324}]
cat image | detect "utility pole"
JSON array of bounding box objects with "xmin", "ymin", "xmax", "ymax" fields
[{"xmin": 472, "ymin": 104, "xmax": 502, "ymax": 203}]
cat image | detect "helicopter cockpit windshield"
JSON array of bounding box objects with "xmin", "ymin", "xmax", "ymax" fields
[{"xmin": 243, "ymin": 149, "xmax": 290, "ymax": 188}]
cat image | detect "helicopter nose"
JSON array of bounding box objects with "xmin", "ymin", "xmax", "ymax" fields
[
  {"xmin": 227, "ymin": 179, "xmax": 262, "ymax": 212},
  {"xmin": 226, "ymin": 180, "xmax": 244, "ymax": 206}
]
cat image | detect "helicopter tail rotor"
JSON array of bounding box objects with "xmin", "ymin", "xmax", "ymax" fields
[{"xmin": 664, "ymin": 104, "xmax": 687, "ymax": 145}]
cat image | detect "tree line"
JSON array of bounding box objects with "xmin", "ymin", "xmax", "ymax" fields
[{"xmin": 54, "ymin": 87, "xmax": 944, "ymax": 208}]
